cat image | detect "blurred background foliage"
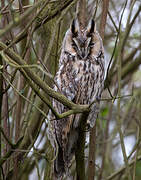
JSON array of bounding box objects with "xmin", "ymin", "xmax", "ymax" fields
[{"xmin": 0, "ymin": 0, "xmax": 141, "ymax": 180}]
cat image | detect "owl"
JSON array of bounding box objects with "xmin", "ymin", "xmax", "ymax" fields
[{"xmin": 52, "ymin": 19, "xmax": 105, "ymax": 178}]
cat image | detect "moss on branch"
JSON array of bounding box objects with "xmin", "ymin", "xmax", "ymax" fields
[{"xmin": 0, "ymin": 41, "xmax": 89, "ymax": 117}]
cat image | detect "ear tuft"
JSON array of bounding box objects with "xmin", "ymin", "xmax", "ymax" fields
[
  {"xmin": 71, "ymin": 19, "xmax": 78, "ymax": 37},
  {"xmin": 87, "ymin": 19, "xmax": 95, "ymax": 36}
]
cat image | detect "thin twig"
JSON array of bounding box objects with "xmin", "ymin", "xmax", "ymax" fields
[
  {"xmin": 106, "ymin": 155, "xmax": 141, "ymax": 180},
  {"xmin": 116, "ymin": 1, "xmax": 132, "ymax": 179},
  {"xmin": 0, "ymin": 0, "xmax": 46, "ymax": 38},
  {"xmin": 3, "ymin": 74, "xmax": 48, "ymax": 119}
]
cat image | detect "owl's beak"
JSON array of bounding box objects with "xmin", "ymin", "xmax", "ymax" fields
[{"xmin": 81, "ymin": 48, "xmax": 85, "ymax": 58}]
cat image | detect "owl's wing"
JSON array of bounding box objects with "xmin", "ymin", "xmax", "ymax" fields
[
  {"xmin": 87, "ymin": 47, "xmax": 105, "ymax": 128},
  {"xmin": 53, "ymin": 55, "xmax": 78, "ymax": 178}
]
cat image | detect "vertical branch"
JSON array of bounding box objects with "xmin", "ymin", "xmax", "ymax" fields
[
  {"xmin": 88, "ymin": 1, "xmax": 109, "ymax": 180},
  {"xmin": 0, "ymin": 55, "xmax": 3, "ymax": 180},
  {"xmin": 116, "ymin": 39, "xmax": 132, "ymax": 180},
  {"xmin": 75, "ymin": 112, "xmax": 89, "ymax": 180},
  {"xmin": 3, "ymin": 82, "xmax": 10, "ymax": 176},
  {"xmin": 116, "ymin": 13, "xmax": 132, "ymax": 180},
  {"xmin": 133, "ymin": 126, "xmax": 140, "ymax": 180},
  {"xmin": 88, "ymin": 125, "xmax": 96, "ymax": 180},
  {"xmin": 76, "ymin": 0, "xmax": 87, "ymax": 29},
  {"xmin": 14, "ymin": 1, "xmax": 29, "ymax": 179},
  {"xmin": 13, "ymin": 74, "xmax": 25, "ymax": 179},
  {"xmin": 98, "ymin": 104, "xmax": 113, "ymax": 180},
  {"xmin": 1, "ymin": 0, "xmax": 11, "ymax": 178},
  {"xmin": 115, "ymin": 1, "xmax": 136, "ymax": 179},
  {"xmin": 99, "ymin": 0, "xmax": 110, "ymax": 40}
]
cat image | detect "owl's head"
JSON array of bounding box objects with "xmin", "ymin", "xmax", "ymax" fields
[{"xmin": 63, "ymin": 19, "xmax": 97, "ymax": 59}]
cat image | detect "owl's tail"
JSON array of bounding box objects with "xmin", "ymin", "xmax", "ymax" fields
[{"xmin": 54, "ymin": 145, "xmax": 65, "ymax": 179}]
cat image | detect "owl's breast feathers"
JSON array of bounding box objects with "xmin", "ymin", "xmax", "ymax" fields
[{"xmin": 56, "ymin": 52, "xmax": 104, "ymax": 105}]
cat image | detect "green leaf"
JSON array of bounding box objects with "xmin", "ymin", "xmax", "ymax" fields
[
  {"xmin": 100, "ymin": 107, "xmax": 109, "ymax": 117},
  {"xmin": 136, "ymin": 161, "xmax": 141, "ymax": 177}
]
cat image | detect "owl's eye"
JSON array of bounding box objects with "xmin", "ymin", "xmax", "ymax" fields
[
  {"xmin": 89, "ymin": 42, "xmax": 95, "ymax": 47},
  {"xmin": 72, "ymin": 43, "xmax": 77, "ymax": 50}
]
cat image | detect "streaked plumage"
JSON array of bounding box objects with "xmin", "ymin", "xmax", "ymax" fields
[{"xmin": 52, "ymin": 19, "xmax": 105, "ymax": 178}]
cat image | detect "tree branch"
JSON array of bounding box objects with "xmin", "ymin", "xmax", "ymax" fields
[
  {"xmin": 99, "ymin": 0, "xmax": 110, "ymax": 40},
  {"xmin": 7, "ymin": 0, "xmax": 77, "ymax": 46},
  {"xmin": 0, "ymin": 41, "xmax": 89, "ymax": 112},
  {"xmin": 75, "ymin": 112, "xmax": 89, "ymax": 180},
  {"xmin": 0, "ymin": 0, "xmax": 46, "ymax": 38},
  {"xmin": 106, "ymin": 155, "xmax": 141, "ymax": 180}
]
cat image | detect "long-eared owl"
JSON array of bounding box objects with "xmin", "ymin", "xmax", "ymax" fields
[{"xmin": 52, "ymin": 19, "xmax": 105, "ymax": 178}]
